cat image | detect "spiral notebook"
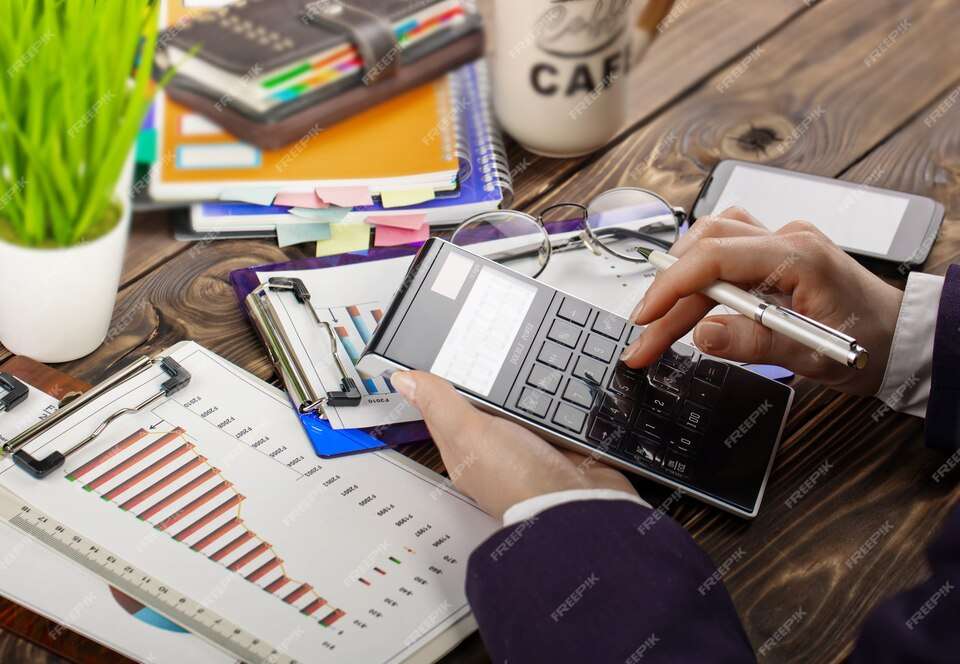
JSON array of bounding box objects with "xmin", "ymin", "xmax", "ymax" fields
[{"xmin": 187, "ymin": 61, "xmax": 512, "ymax": 236}]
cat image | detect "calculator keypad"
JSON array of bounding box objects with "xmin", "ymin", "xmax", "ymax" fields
[{"xmin": 503, "ymin": 291, "xmax": 792, "ymax": 511}]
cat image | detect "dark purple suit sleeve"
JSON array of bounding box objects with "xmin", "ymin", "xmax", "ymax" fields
[
  {"xmin": 926, "ymin": 264, "xmax": 960, "ymax": 451},
  {"xmin": 465, "ymin": 500, "xmax": 756, "ymax": 663},
  {"xmin": 466, "ymin": 500, "xmax": 960, "ymax": 663}
]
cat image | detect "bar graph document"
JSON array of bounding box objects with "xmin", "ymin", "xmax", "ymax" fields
[{"xmin": 0, "ymin": 342, "xmax": 498, "ymax": 663}]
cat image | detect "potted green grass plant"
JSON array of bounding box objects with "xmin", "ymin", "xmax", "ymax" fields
[{"xmin": 0, "ymin": 0, "xmax": 162, "ymax": 362}]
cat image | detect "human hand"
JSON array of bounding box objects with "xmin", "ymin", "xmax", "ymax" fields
[
  {"xmin": 390, "ymin": 371, "xmax": 637, "ymax": 519},
  {"xmin": 621, "ymin": 207, "xmax": 904, "ymax": 396}
]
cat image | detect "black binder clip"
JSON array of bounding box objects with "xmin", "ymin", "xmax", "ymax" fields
[
  {"xmin": 0, "ymin": 373, "xmax": 29, "ymax": 413},
  {"xmin": 266, "ymin": 278, "xmax": 363, "ymax": 409},
  {"xmin": 8, "ymin": 357, "xmax": 191, "ymax": 479}
]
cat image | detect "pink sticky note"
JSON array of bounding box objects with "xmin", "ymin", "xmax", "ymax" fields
[
  {"xmin": 365, "ymin": 214, "xmax": 428, "ymax": 231},
  {"xmin": 374, "ymin": 223, "xmax": 429, "ymax": 247},
  {"xmin": 315, "ymin": 186, "xmax": 374, "ymax": 208},
  {"xmin": 274, "ymin": 191, "xmax": 327, "ymax": 208}
]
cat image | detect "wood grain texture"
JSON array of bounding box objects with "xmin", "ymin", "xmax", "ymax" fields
[
  {"xmin": 504, "ymin": 0, "xmax": 812, "ymax": 208},
  {"xmin": 527, "ymin": 0, "xmax": 960, "ymax": 214}
]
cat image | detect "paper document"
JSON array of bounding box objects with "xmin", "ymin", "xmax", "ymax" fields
[
  {"xmin": 0, "ymin": 343, "xmax": 498, "ymax": 663},
  {"xmin": 0, "ymin": 382, "xmax": 231, "ymax": 664}
]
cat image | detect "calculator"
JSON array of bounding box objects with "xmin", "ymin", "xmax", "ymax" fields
[{"xmin": 358, "ymin": 239, "xmax": 794, "ymax": 518}]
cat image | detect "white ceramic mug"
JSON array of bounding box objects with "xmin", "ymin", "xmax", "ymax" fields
[{"xmin": 492, "ymin": 0, "xmax": 654, "ymax": 158}]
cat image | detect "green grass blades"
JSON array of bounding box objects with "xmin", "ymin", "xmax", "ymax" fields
[{"xmin": 0, "ymin": 0, "xmax": 162, "ymax": 247}]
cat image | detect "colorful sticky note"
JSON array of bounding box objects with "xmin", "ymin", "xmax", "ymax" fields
[
  {"xmin": 374, "ymin": 223, "xmax": 430, "ymax": 247},
  {"xmin": 315, "ymin": 186, "xmax": 374, "ymax": 207},
  {"xmin": 379, "ymin": 187, "xmax": 436, "ymax": 209},
  {"xmin": 315, "ymin": 223, "xmax": 371, "ymax": 257},
  {"xmin": 219, "ymin": 187, "xmax": 279, "ymax": 206},
  {"xmin": 288, "ymin": 207, "xmax": 351, "ymax": 221},
  {"xmin": 365, "ymin": 213, "xmax": 428, "ymax": 230},
  {"xmin": 277, "ymin": 222, "xmax": 332, "ymax": 248},
  {"xmin": 274, "ymin": 191, "xmax": 327, "ymax": 208}
]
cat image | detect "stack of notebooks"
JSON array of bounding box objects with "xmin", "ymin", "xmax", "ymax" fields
[{"xmin": 145, "ymin": 1, "xmax": 511, "ymax": 254}]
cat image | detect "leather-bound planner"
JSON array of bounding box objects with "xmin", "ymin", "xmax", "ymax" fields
[{"xmin": 155, "ymin": 0, "xmax": 484, "ymax": 148}]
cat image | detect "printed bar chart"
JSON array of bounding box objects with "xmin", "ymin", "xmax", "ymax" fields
[
  {"xmin": 66, "ymin": 426, "xmax": 346, "ymax": 629},
  {"xmin": 335, "ymin": 303, "xmax": 395, "ymax": 396}
]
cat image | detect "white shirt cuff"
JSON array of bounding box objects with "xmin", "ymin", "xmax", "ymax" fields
[
  {"xmin": 502, "ymin": 489, "xmax": 650, "ymax": 526},
  {"xmin": 876, "ymin": 271, "xmax": 944, "ymax": 418}
]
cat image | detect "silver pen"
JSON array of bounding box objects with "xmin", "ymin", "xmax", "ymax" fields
[{"xmin": 641, "ymin": 249, "xmax": 869, "ymax": 369}]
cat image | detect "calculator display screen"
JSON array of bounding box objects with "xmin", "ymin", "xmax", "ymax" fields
[{"xmin": 430, "ymin": 265, "xmax": 539, "ymax": 397}]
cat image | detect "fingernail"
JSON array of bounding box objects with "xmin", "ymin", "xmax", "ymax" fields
[
  {"xmin": 630, "ymin": 298, "xmax": 646, "ymax": 322},
  {"xmin": 695, "ymin": 322, "xmax": 730, "ymax": 352},
  {"xmin": 621, "ymin": 342, "xmax": 640, "ymax": 363},
  {"xmin": 391, "ymin": 371, "xmax": 417, "ymax": 403}
]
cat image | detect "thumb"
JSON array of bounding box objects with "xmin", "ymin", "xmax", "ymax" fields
[
  {"xmin": 693, "ymin": 315, "xmax": 816, "ymax": 372},
  {"xmin": 390, "ymin": 371, "xmax": 485, "ymax": 451}
]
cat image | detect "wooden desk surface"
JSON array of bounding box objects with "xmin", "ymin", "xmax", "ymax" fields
[{"xmin": 2, "ymin": 0, "xmax": 960, "ymax": 662}]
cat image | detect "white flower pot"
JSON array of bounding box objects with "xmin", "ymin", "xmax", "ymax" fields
[{"xmin": 0, "ymin": 159, "xmax": 133, "ymax": 363}]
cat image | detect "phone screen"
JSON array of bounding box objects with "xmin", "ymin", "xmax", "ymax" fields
[{"xmin": 709, "ymin": 164, "xmax": 911, "ymax": 255}]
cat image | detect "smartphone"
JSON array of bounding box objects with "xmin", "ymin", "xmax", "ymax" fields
[{"xmin": 692, "ymin": 160, "xmax": 944, "ymax": 266}]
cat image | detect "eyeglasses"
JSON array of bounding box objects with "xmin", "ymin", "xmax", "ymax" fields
[{"xmin": 451, "ymin": 188, "xmax": 686, "ymax": 279}]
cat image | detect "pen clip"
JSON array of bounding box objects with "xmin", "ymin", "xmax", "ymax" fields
[{"xmin": 771, "ymin": 306, "xmax": 857, "ymax": 346}]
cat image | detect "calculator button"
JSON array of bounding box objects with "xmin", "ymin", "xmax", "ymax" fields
[
  {"xmin": 609, "ymin": 367, "xmax": 637, "ymax": 395},
  {"xmin": 563, "ymin": 378, "xmax": 595, "ymax": 409},
  {"xmin": 588, "ymin": 418, "xmax": 628, "ymax": 450},
  {"xmin": 651, "ymin": 362, "xmax": 686, "ymax": 393},
  {"xmin": 643, "ymin": 386, "xmax": 679, "ymax": 417},
  {"xmin": 558, "ymin": 298, "xmax": 591, "ymax": 327},
  {"xmin": 663, "ymin": 454, "xmax": 690, "ymax": 479},
  {"xmin": 547, "ymin": 319, "xmax": 582, "ymax": 349},
  {"xmin": 599, "ymin": 393, "xmax": 634, "ymax": 423},
  {"xmin": 553, "ymin": 404, "xmax": 587, "ymax": 433},
  {"xmin": 621, "ymin": 437, "xmax": 663, "ymax": 467},
  {"xmin": 694, "ymin": 359, "xmax": 728, "ymax": 387},
  {"xmin": 661, "ymin": 344, "xmax": 696, "ymax": 371},
  {"xmin": 637, "ymin": 413, "xmax": 670, "ymax": 441},
  {"xmin": 689, "ymin": 379, "xmax": 720, "ymax": 406},
  {"xmin": 583, "ymin": 334, "xmax": 617, "ymax": 362},
  {"xmin": 538, "ymin": 341, "xmax": 572, "ymax": 371},
  {"xmin": 678, "ymin": 402, "xmax": 710, "ymax": 433},
  {"xmin": 528, "ymin": 364, "xmax": 563, "ymax": 394},
  {"xmin": 592, "ymin": 312, "xmax": 626, "ymax": 341},
  {"xmin": 517, "ymin": 388, "xmax": 551, "ymax": 418},
  {"xmin": 573, "ymin": 356, "xmax": 607, "ymax": 385},
  {"xmin": 667, "ymin": 431, "xmax": 701, "ymax": 457},
  {"xmin": 627, "ymin": 325, "xmax": 644, "ymax": 345}
]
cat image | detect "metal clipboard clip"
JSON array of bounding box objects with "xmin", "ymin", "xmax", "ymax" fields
[
  {"xmin": 245, "ymin": 277, "xmax": 362, "ymax": 418},
  {"xmin": 0, "ymin": 373, "xmax": 29, "ymax": 413},
  {"xmin": 1, "ymin": 356, "xmax": 191, "ymax": 479}
]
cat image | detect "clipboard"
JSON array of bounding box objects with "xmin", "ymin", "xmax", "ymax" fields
[
  {"xmin": 0, "ymin": 355, "xmax": 134, "ymax": 664},
  {"xmin": 231, "ymin": 247, "xmax": 431, "ymax": 458}
]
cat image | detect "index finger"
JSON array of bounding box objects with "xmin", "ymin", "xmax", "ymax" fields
[{"xmin": 635, "ymin": 235, "xmax": 804, "ymax": 325}]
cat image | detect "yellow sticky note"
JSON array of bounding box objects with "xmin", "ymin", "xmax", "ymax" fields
[
  {"xmin": 380, "ymin": 187, "xmax": 436, "ymax": 209},
  {"xmin": 315, "ymin": 223, "xmax": 371, "ymax": 257}
]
